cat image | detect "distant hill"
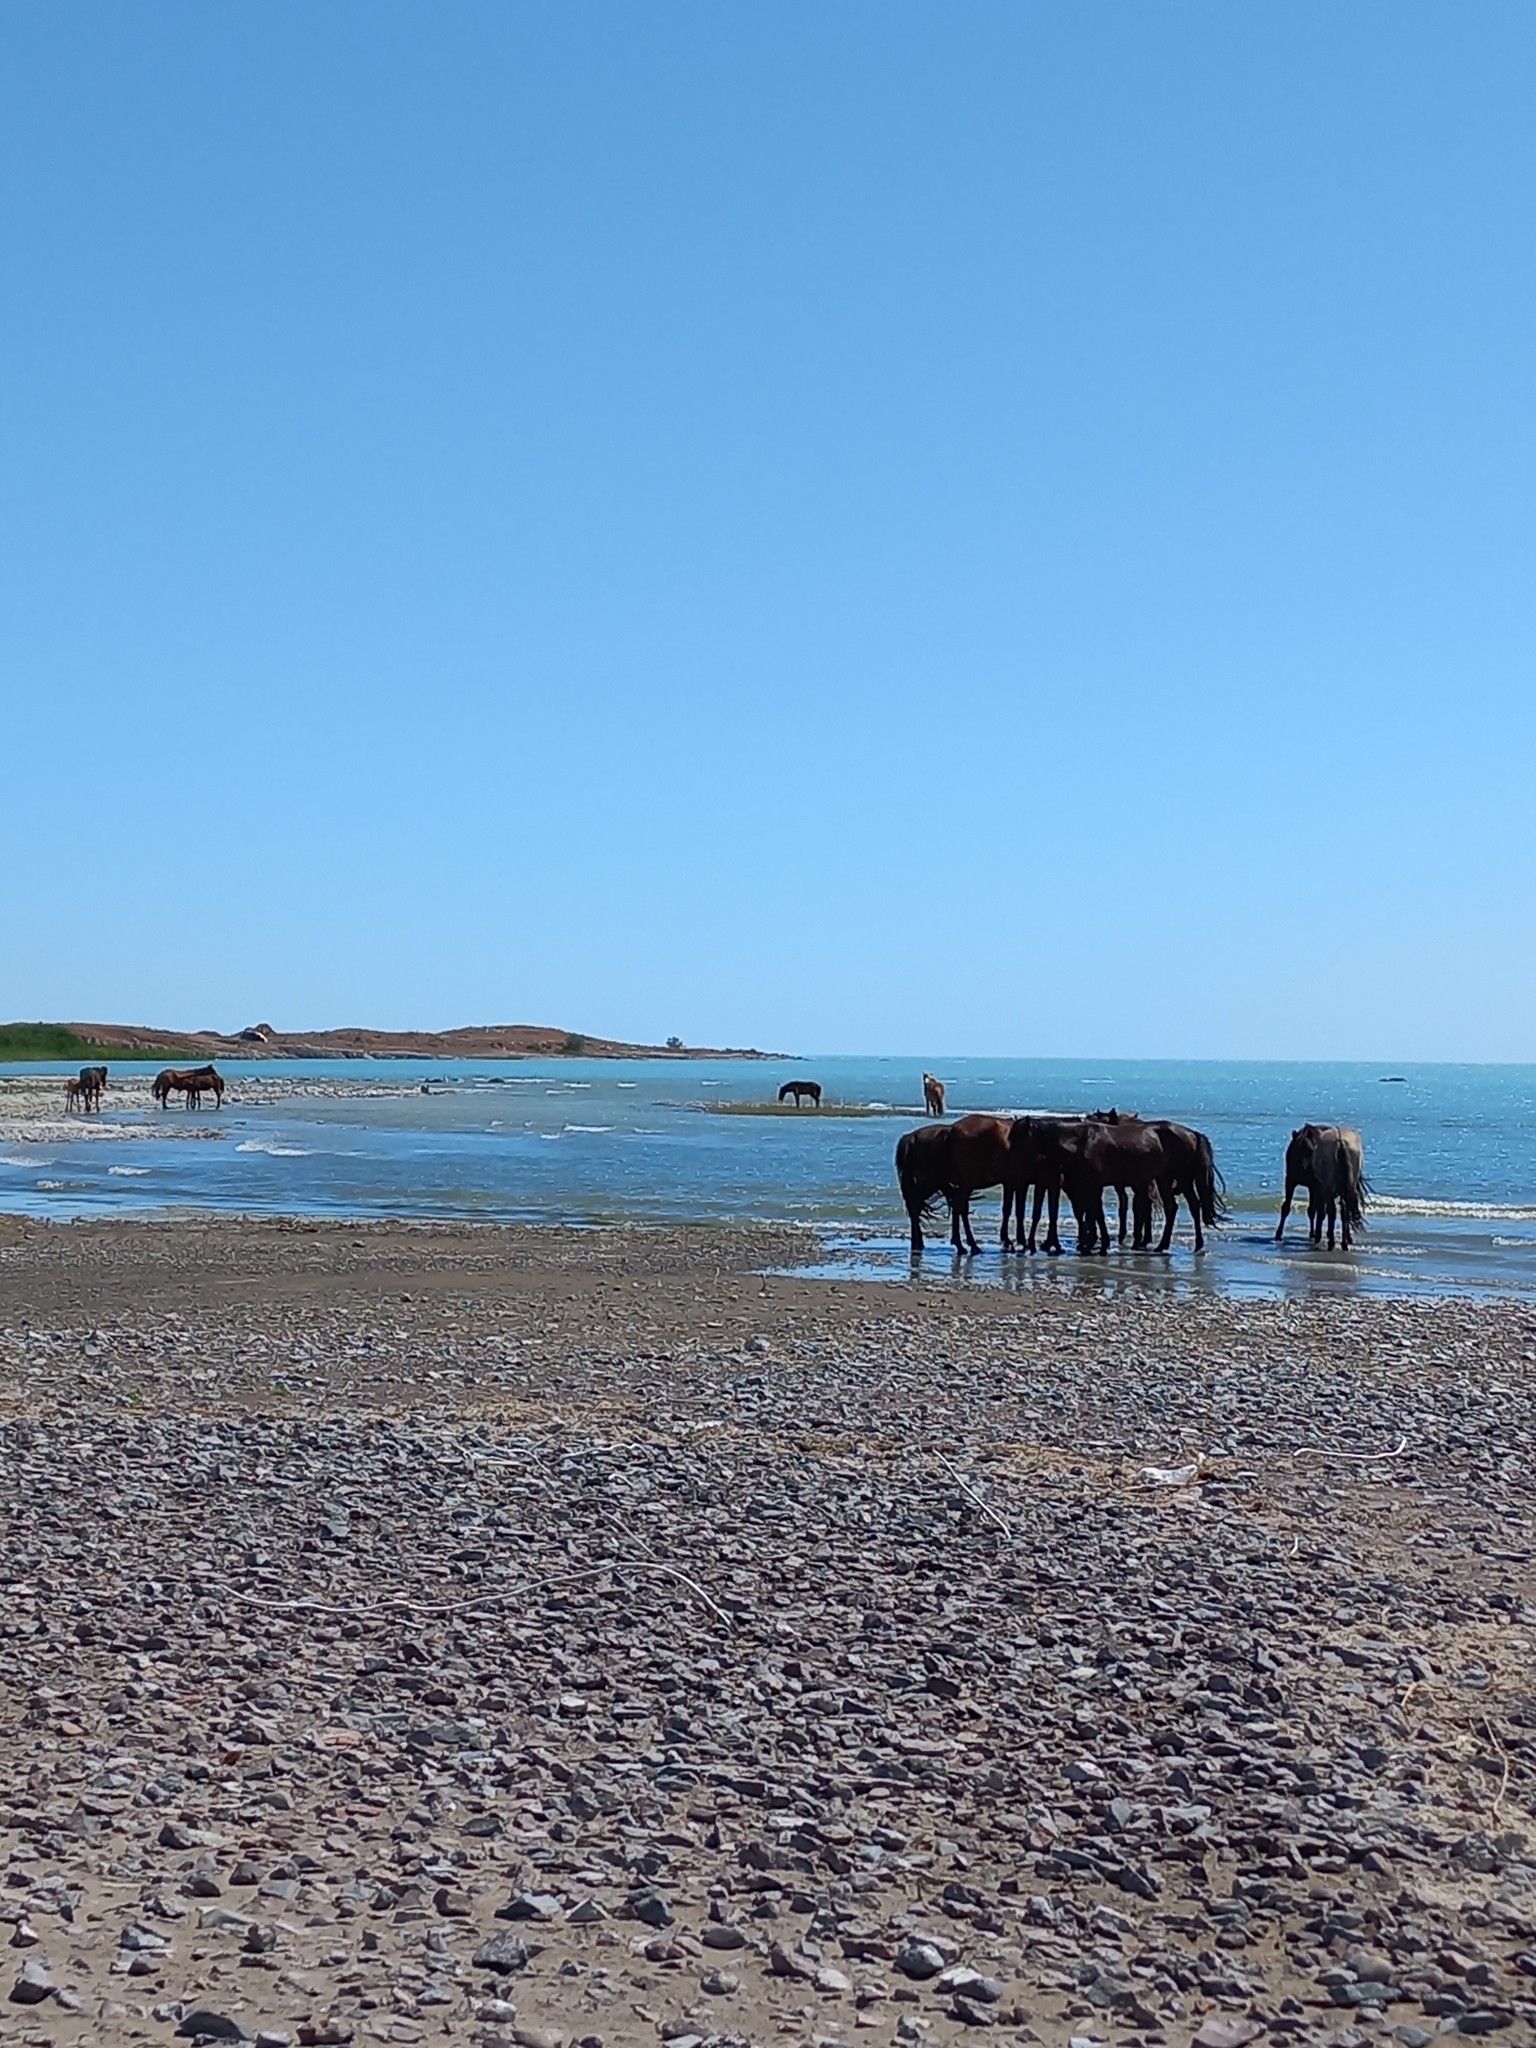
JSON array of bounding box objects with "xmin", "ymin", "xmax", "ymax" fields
[{"xmin": 0, "ymin": 1020, "xmax": 775, "ymax": 1061}]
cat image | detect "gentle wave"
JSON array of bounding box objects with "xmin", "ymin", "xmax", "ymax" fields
[
  {"xmin": 563, "ymin": 1124, "xmax": 614, "ymax": 1135},
  {"xmin": 108, "ymin": 1165, "xmax": 150, "ymax": 1177},
  {"xmin": 1, "ymin": 1154, "xmax": 50, "ymax": 1168},
  {"xmin": 235, "ymin": 1140, "xmax": 314, "ymax": 1157},
  {"xmin": 1369, "ymin": 1196, "xmax": 1536, "ymax": 1222}
]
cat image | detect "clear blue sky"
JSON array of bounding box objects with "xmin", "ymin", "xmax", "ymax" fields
[{"xmin": 4, "ymin": 4, "xmax": 1533, "ymax": 1059}]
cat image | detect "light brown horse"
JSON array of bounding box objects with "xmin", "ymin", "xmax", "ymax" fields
[
  {"xmin": 64, "ymin": 1077, "xmax": 83, "ymax": 1112},
  {"xmin": 896, "ymin": 1113, "xmax": 1013, "ymax": 1254},
  {"xmin": 1276, "ymin": 1124, "xmax": 1366, "ymax": 1249},
  {"xmin": 922, "ymin": 1072, "xmax": 946, "ymax": 1117}
]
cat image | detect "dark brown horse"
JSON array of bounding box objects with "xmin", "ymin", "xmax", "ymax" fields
[
  {"xmin": 78, "ymin": 1065, "xmax": 107, "ymax": 1113},
  {"xmin": 1005, "ymin": 1112, "xmax": 1143, "ymax": 1254},
  {"xmin": 1276, "ymin": 1124, "xmax": 1366, "ymax": 1249},
  {"xmin": 896, "ymin": 1113, "xmax": 1014, "ymax": 1254},
  {"xmin": 1145, "ymin": 1119, "xmax": 1226, "ymax": 1252},
  {"xmin": 778, "ymin": 1081, "xmax": 822, "ymax": 1108},
  {"xmin": 154, "ymin": 1064, "xmax": 226, "ymax": 1109},
  {"xmin": 1015, "ymin": 1115, "xmax": 1225, "ymax": 1255},
  {"xmin": 923, "ymin": 1073, "xmax": 946, "ymax": 1117}
]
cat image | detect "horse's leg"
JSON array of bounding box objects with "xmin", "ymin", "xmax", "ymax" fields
[
  {"xmin": 1117, "ymin": 1186, "xmax": 1129, "ymax": 1244},
  {"xmin": 962, "ymin": 1196, "xmax": 980, "ymax": 1256},
  {"xmin": 1000, "ymin": 1186, "xmax": 1013, "ymax": 1253},
  {"xmin": 1156, "ymin": 1181, "xmax": 1177, "ymax": 1253},
  {"xmin": 1275, "ymin": 1179, "xmax": 1296, "ymax": 1242},
  {"xmin": 1186, "ymin": 1179, "xmax": 1205, "ymax": 1252},
  {"xmin": 907, "ymin": 1197, "xmax": 925, "ymax": 1255},
  {"xmin": 1326, "ymin": 1197, "xmax": 1337, "ymax": 1250}
]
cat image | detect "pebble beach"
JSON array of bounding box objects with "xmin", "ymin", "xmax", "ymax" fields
[{"xmin": 0, "ymin": 1214, "xmax": 1532, "ymax": 2048}]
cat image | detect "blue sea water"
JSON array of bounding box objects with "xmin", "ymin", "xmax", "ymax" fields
[{"xmin": 4, "ymin": 1055, "xmax": 1536, "ymax": 1300}]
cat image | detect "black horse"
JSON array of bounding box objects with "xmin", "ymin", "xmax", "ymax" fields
[{"xmin": 778, "ymin": 1081, "xmax": 822, "ymax": 1108}]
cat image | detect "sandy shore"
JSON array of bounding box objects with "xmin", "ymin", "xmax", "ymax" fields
[{"xmin": 0, "ymin": 1216, "xmax": 1533, "ymax": 2048}]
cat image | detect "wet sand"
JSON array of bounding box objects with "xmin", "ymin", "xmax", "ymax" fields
[{"xmin": 0, "ymin": 1215, "xmax": 1533, "ymax": 2048}]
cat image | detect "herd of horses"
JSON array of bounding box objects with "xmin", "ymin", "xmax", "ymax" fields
[
  {"xmin": 772, "ymin": 1071, "xmax": 1369, "ymax": 1259},
  {"xmin": 56, "ymin": 1057, "xmax": 1366, "ymax": 1258},
  {"xmin": 61, "ymin": 1063, "xmax": 226, "ymax": 1112},
  {"xmin": 895, "ymin": 1100, "xmax": 1367, "ymax": 1258}
]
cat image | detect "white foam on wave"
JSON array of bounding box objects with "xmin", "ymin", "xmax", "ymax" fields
[
  {"xmin": 108, "ymin": 1165, "xmax": 150, "ymax": 1177},
  {"xmin": 235, "ymin": 1140, "xmax": 313, "ymax": 1158},
  {"xmin": 36, "ymin": 1179, "xmax": 66, "ymax": 1191},
  {"xmin": 1371, "ymin": 1195, "xmax": 1536, "ymax": 1222},
  {"xmin": 1, "ymin": 1154, "xmax": 49, "ymax": 1168},
  {"xmin": 563, "ymin": 1124, "xmax": 613, "ymax": 1135}
]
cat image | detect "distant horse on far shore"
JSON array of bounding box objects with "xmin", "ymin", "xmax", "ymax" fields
[
  {"xmin": 923, "ymin": 1072, "xmax": 946, "ymax": 1117},
  {"xmin": 1276, "ymin": 1124, "xmax": 1366, "ymax": 1250},
  {"xmin": 154, "ymin": 1064, "xmax": 226, "ymax": 1110},
  {"xmin": 778, "ymin": 1080, "xmax": 822, "ymax": 1108}
]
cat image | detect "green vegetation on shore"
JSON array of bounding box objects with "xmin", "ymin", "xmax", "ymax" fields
[{"xmin": 0, "ymin": 1023, "xmax": 205, "ymax": 1063}]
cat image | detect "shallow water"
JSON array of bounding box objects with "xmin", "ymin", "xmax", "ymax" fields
[{"xmin": 3, "ymin": 1055, "xmax": 1535, "ymax": 1300}]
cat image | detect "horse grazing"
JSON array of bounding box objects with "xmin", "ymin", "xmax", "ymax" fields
[
  {"xmin": 896, "ymin": 1113, "xmax": 1014, "ymax": 1254},
  {"xmin": 778, "ymin": 1081, "xmax": 822, "ymax": 1108},
  {"xmin": 78, "ymin": 1065, "xmax": 107, "ymax": 1113},
  {"xmin": 922, "ymin": 1073, "xmax": 946, "ymax": 1117},
  {"xmin": 1276, "ymin": 1124, "xmax": 1366, "ymax": 1249},
  {"xmin": 154, "ymin": 1064, "xmax": 226, "ymax": 1109}
]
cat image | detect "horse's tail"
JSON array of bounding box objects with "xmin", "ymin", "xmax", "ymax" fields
[
  {"xmin": 1196, "ymin": 1133, "xmax": 1227, "ymax": 1225},
  {"xmin": 1343, "ymin": 1145, "xmax": 1368, "ymax": 1231}
]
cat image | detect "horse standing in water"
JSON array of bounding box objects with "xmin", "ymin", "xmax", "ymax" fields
[
  {"xmin": 896, "ymin": 1114, "xmax": 1014, "ymax": 1254},
  {"xmin": 1276, "ymin": 1124, "xmax": 1367, "ymax": 1249},
  {"xmin": 778, "ymin": 1081, "xmax": 822, "ymax": 1108},
  {"xmin": 154, "ymin": 1065, "xmax": 226, "ymax": 1109},
  {"xmin": 1009, "ymin": 1114, "xmax": 1225, "ymax": 1255},
  {"xmin": 78, "ymin": 1065, "xmax": 107, "ymax": 1112},
  {"xmin": 922, "ymin": 1073, "xmax": 946, "ymax": 1117}
]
